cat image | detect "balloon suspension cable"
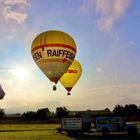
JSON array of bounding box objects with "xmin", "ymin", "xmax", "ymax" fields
[
  {"xmin": 53, "ymin": 84, "xmax": 57, "ymax": 91},
  {"xmin": 67, "ymin": 92, "xmax": 71, "ymax": 96}
]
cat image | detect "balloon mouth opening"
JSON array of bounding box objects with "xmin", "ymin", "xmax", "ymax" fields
[
  {"xmin": 0, "ymin": 94, "xmax": 5, "ymax": 99},
  {"xmin": 50, "ymin": 77, "xmax": 59, "ymax": 84},
  {"xmin": 0, "ymin": 97, "xmax": 4, "ymax": 99},
  {"xmin": 66, "ymin": 87, "xmax": 72, "ymax": 92}
]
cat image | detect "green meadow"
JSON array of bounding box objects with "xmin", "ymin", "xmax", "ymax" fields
[{"xmin": 0, "ymin": 123, "xmax": 139, "ymax": 140}]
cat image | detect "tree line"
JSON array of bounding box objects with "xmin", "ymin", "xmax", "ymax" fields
[
  {"xmin": 113, "ymin": 104, "xmax": 140, "ymax": 117},
  {"xmin": 0, "ymin": 104, "xmax": 140, "ymax": 123},
  {"xmin": 0, "ymin": 107, "xmax": 69, "ymax": 123},
  {"xmin": 21, "ymin": 107, "xmax": 69, "ymax": 121}
]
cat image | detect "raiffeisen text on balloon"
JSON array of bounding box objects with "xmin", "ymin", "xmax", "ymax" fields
[
  {"xmin": 47, "ymin": 49, "xmax": 75, "ymax": 60},
  {"xmin": 33, "ymin": 49, "xmax": 75, "ymax": 62}
]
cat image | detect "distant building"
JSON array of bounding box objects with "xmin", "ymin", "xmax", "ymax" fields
[
  {"xmin": 5, "ymin": 113, "xmax": 21, "ymax": 118},
  {"xmin": 68, "ymin": 109, "xmax": 115, "ymax": 123}
]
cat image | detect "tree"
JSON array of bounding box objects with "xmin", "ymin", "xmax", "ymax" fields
[
  {"xmin": 22, "ymin": 111, "xmax": 37, "ymax": 121},
  {"xmin": 56, "ymin": 107, "xmax": 69, "ymax": 119},
  {"xmin": 124, "ymin": 104, "xmax": 138, "ymax": 116},
  {"xmin": 36, "ymin": 108, "xmax": 51, "ymax": 121},
  {"xmin": 0, "ymin": 108, "xmax": 5, "ymax": 118},
  {"xmin": 113, "ymin": 104, "xmax": 124, "ymax": 116},
  {"xmin": 113, "ymin": 104, "xmax": 139, "ymax": 117}
]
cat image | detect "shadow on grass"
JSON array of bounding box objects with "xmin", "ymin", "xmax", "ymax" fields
[
  {"xmin": 62, "ymin": 133, "xmax": 140, "ymax": 140},
  {"xmin": 0, "ymin": 128, "xmax": 56, "ymax": 132}
]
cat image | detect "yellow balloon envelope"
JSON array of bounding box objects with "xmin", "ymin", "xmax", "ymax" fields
[
  {"xmin": 31, "ymin": 30, "xmax": 77, "ymax": 89},
  {"xmin": 60, "ymin": 60, "xmax": 82, "ymax": 95}
]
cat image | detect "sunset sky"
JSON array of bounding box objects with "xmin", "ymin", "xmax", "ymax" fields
[{"xmin": 0, "ymin": 0, "xmax": 140, "ymax": 114}]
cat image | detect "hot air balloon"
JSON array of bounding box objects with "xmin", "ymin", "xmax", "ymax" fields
[
  {"xmin": 0, "ymin": 84, "xmax": 5, "ymax": 99},
  {"xmin": 60, "ymin": 60, "xmax": 82, "ymax": 95},
  {"xmin": 31, "ymin": 30, "xmax": 77, "ymax": 90}
]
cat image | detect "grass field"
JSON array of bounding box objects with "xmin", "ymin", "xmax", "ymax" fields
[
  {"xmin": 136, "ymin": 121, "xmax": 140, "ymax": 133},
  {"xmin": 0, "ymin": 123, "xmax": 139, "ymax": 140}
]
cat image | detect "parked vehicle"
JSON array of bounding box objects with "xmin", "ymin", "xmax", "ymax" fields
[
  {"xmin": 60, "ymin": 118, "xmax": 83, "ymax": 135},
  {"xmin": 95, "ymin": 117, "xmax": 138, "ymax": 136},
  {"xmin": 57, "ymin": 115, "xmax": 91, "ymax": 135}
]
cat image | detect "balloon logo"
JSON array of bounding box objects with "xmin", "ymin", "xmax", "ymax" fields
[
  {"xmin": 31, "ymin": 30, "xmax": 77, "ymax": 90},
  {"xmin": 60, "ymin": 60, "xmax": 82, "ymax": 95}
]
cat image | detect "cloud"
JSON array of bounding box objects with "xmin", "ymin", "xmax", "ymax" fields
[
  {"xmin": 80, "ymin": 0, "xmax": 132, "ymax": 32},
  {"xmin": 0, "ymin": 67, "xmax": 13, "ymax": 71},
  {"xmin": 4, "ymin": 0, "xmax": 29, "ymax": 7},
  {"xmin": 4, "ymin": 6, "xmax": 27, "ymax": 24},
  {"xmin": 11, "ymin": 28, "xmax": 17, "ymax": 32},
  {"xmin": 95, "ymin": 0, "xmax": 132, "ymax": 32},
  {"xmin": 96, "ymin": 67, "xmax": 102, "ymax": 72},
  {"xmin": 80, "ymin": 0, "xmax": 95, "ymax": 13},
  {"xmin": 129, "ymin": 41, "xmax": 136, "ymax": 47},
  {"xmin": 73, "ymin": 83, "xmax": 140, "ymax": 110},
  {"xmin": 3, "ymin": 35, "xmax": 14, "ymax": 40},
  {"xmin": 90, "ymin": 83, "xmax": 140, "ymax": 92},
  {"xmin": 118, "ymin": 97, "xmax": 140, "ymax": 106},
  {"xmin": 1, "ymin": 0, "xmax": 30, "ymax": 24}
]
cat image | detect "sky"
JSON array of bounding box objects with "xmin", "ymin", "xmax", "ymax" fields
[{"xmin": 0, "ymin": 0, "xmax": 140, "ymax": 114}]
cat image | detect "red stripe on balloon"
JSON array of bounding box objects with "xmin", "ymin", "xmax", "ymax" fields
[
  {"xmin": 32, "ymin": 44, "xmax": 76, "ymax": 53},
  {"xmin": 38, "ymin": 59, "xmax": 71, "ymax": 65}
]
